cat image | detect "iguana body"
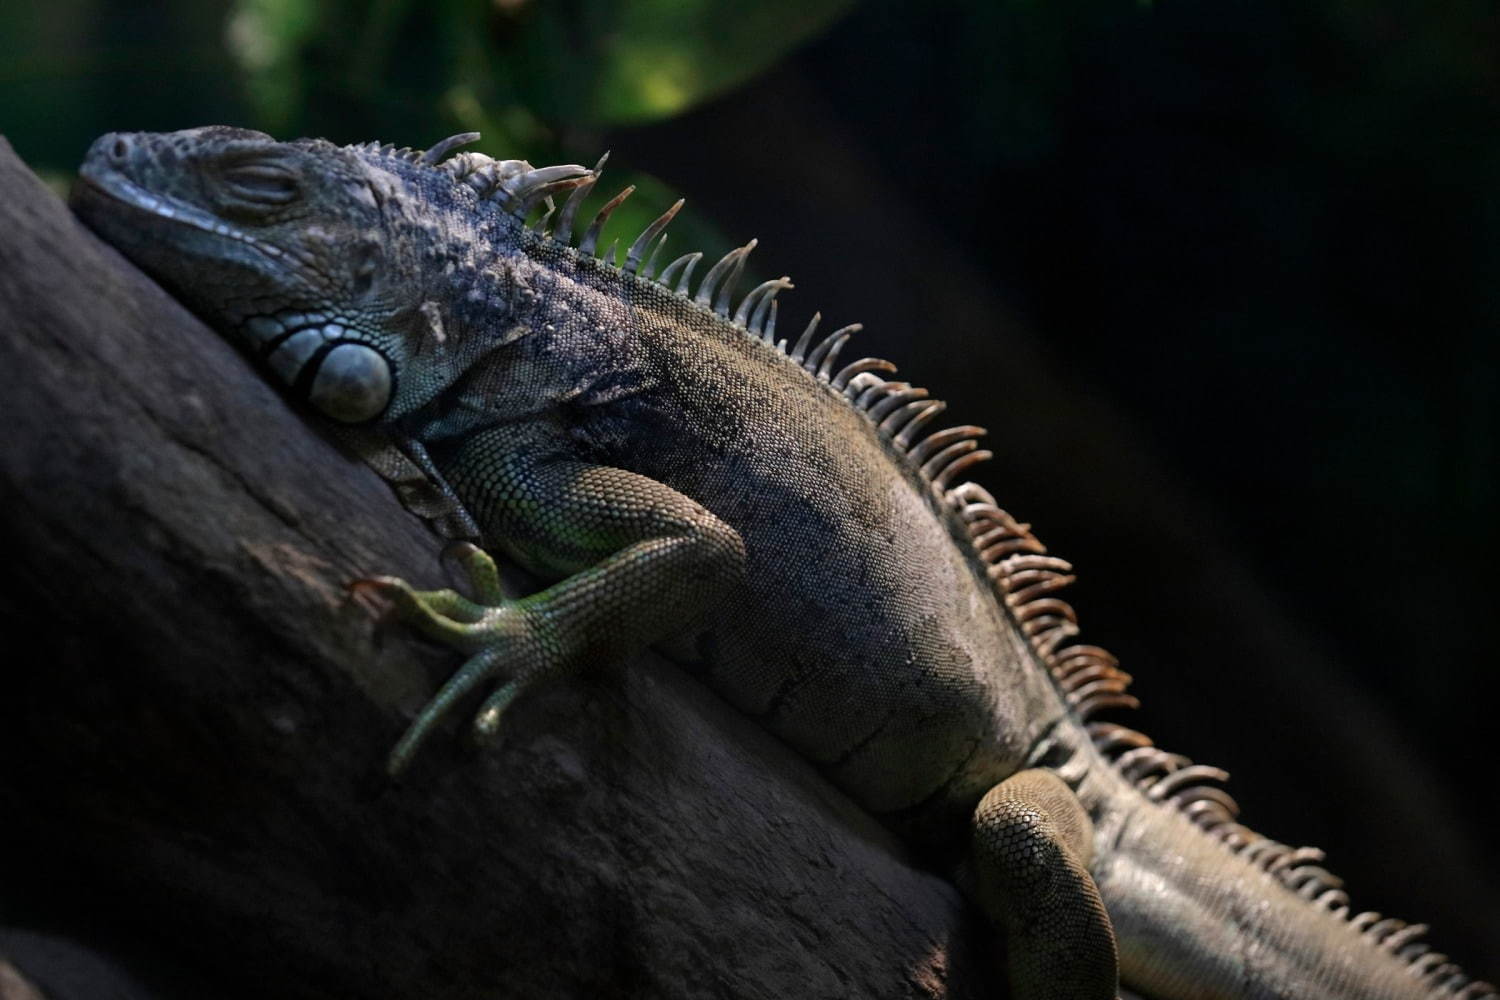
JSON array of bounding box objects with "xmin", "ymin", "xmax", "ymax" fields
[{"xmin": 70, "ymin": 126, "xmax": 1495, "ymax": 1000}]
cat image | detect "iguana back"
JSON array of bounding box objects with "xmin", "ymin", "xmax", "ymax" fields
[{"xmin": 461, "ymin": 238, "xmax": 1064, "ymax": 827}]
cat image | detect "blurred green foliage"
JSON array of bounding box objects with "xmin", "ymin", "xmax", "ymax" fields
[
  {"xmin": 0, "ymin": 0, "xmax": 854, "ymax": 259},
  {"xmin": 224, "ymin": 0, "xmax": 856, "ymax": 138}
]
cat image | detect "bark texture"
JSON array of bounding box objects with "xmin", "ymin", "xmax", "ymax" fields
[{"xmin": 0, "ymin": 139, "xmax": 991, "ymax": 998}]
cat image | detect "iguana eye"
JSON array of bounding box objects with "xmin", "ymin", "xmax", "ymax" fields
[{"xmin": 307, "ymin": 343, "xmax": 392, "ymax": 423}]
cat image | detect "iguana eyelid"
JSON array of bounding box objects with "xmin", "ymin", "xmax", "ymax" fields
[
  {"xmin": 216, "ymin": 152, "xmax": 300, "ymax": 205},
  {"xmin": 222, "ymin": 166, "xmax": 298, "ymax": 203}
]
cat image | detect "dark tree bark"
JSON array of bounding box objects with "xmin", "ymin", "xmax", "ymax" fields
[{"xmin": 0, "ymin": 139, "xmax": 991, "ymax": 999}]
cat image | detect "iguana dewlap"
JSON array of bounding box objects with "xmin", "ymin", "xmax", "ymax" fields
[{"xmin": 70, "ymin": 126, "xmax": 1496, "ymax": 1000}]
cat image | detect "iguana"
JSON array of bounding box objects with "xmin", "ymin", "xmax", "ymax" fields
[{"xmin": 69, "ymin": 125, "xmax": 1495, "ymax": 1000}]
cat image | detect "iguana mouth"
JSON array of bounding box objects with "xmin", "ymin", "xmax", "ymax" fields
[{"xmin": 73, "ymin": 165, "xmax": 286, "ymax": 262}]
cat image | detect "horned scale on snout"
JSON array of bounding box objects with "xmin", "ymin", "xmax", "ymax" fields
[{"xmin": 71, "ymin": 126, "xmax": 1497, "ymax": 1000}]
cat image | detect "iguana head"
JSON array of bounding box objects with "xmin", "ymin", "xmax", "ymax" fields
[{"xmin": 71, "ymin": 126, "xmax": 589, "ymax": 426}]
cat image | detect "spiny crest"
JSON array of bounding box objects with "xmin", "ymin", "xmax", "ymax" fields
[
  {"xmin": 352, "ymin": 139, "xmax": 429, "ymax": 162},
  {"xmin": 392, "ymin": 133, "xmax": 800, "ymax": 324},
  {"xmin": 388, "ymin": 132, "xmax": 1494, "ymax": 997},
  {"xmin": 390, "ymin": 134, "xmax": 1002, "ymax": 529}
]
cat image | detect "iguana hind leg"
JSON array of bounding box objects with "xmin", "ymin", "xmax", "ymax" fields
[
  {"xmin": 970, "ymin": 768, "xmax": 1119, "ymax": 1000},
  {"xmin": 358, "ymin": 448, "xmax": 747, "ymax": 776}
]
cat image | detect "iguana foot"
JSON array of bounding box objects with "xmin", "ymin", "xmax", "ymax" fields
[
  {"xmin": 351, "ymin": 544, "xmax": 553, "ymax": 777},
  {"xmin": 350, "ymin": 456, "xmax": 745, "ymax": 779}
]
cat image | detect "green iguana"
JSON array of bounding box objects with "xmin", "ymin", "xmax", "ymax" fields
[{"xmin": 69, "ymin": 125, "xmax": 1496, "ymax": 1000}]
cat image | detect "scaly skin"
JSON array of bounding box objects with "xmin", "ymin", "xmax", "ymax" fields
[{"xmin": 70, "ymin": 126, "xmax": 1496, "ymax": 1000}]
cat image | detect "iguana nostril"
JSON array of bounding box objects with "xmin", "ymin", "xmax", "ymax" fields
[{"xmin": 109, "ymin": 136, "xmax": 130, "ymax": 163}]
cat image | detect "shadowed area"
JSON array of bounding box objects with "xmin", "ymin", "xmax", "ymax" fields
[{"xmin": 0, "ymin": 138, "xmax": 994, "ymax": 1000}]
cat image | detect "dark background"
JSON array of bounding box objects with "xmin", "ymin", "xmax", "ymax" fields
[{"xmin": 3, "ymin": 0, "xmax": 1497, "ymax": 991}]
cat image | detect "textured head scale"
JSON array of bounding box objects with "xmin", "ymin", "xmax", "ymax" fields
[{"xmin": 70, "ymin": 126, "xmax": 560, "ymax": 426}]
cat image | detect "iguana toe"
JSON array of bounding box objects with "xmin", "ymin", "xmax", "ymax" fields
[
  {"xmin": 440, "ymin": 540, "xmax": 506, "ymax": 605},
  {"xmin": 351, "ymin": 576, "xmax": 489, "ymax": 638},
  {"xmin": 470, "ymin": 681, "xmax": 523, "ymax": 745},
  {"xmin": 387, "ymin": 646, "xmax": 508, "ymax": 776}
]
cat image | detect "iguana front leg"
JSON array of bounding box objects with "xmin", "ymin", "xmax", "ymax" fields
[{"xmin": 360, "ymin": 434, "xmax": 747, "ymax": 775}]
